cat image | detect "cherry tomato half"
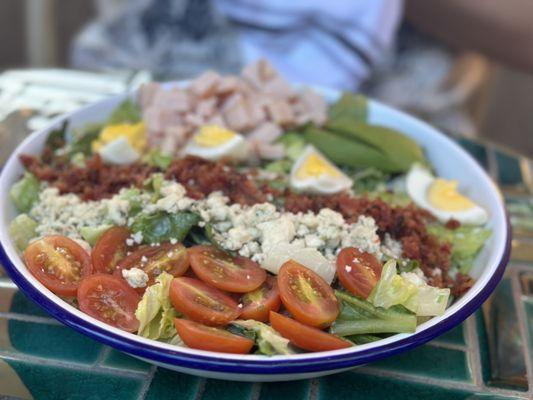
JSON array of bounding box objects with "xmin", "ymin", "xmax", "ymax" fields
[
  {"xmin": 24, "ymin": 235, "xmax": 92, "ymax": 297},
  {"xmin": 239, "ymin": 275, "xmax": 281, "ymax": 322},
  {"xmin": 269, "ymin": 311, "xmax": 351, "ymax": 352},
  {"xmin": 92, "ymin": 226, "xmax": 131, "ymax": 274},
  {"xmin": 188, "ymin": 245, "xmax": 266, "ymax": 293},
  {"xmin": 336, "ymin": 247, "xmax": 382, "ymax": 299},
  {"xmin": 77, "ymin": 274, "xmax": 140, "ymax": 332},
  {"xmin": 278, "ymin": 260, "xmax": 339, "ymax": 328},
  {"xmin": 169, "ymin": 277, "xmax": 241, "ymax": 326},
  {"xmin": 117, "ymin": 242, "xmax": 189, "ymax": 286},
  {"xmin": 174, "ymin": 318, "xmax": 254, "ymax": 354}
]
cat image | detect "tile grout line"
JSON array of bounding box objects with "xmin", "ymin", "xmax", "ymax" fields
[
  {"xmin": 0, "ymin": 311, "xmax": 60, "ymax": 325},
  {"xmin": 486, "ymin": 145, "xmax": 500, "ymax": 181},
  {"xmin": 308, "ymin": 378, "xmax": 320, "ymax": 400},
  {"xmin": 249, "ymin": 382, "xmax": 262, "ymax": 400},
  {"xmin": 0, "ymin": 349, "xmax": 146, "ymax": 379},
  {"xmin": 137, "ymin": 365, "xmax": 157, "ymax": 400},
  {"xmin": 193, "ymin": 378, "xmax": 207, "ymax": 400},
  {"xmin": 425, "ymin": 340, "xmax": 468, "ymax": 352},
  {"xmin": 464, "ymin": 316, "xmax": 484, "ymax": 388},
  {"xmin": 94, "ymin": 346, "xmax": 111, "ymax": 367},
  {"xmin": 356, "ymin": 366, "xmax": 529, "ymax": 398},
  {"xmin": 510, "ymin": 270, "xmax": 533, "ymax": 396}
]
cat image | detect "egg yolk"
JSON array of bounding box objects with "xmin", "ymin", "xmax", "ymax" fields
[
  {"xmin": 427, "ymin": 179, "xmax": 475, "ymax": 211},
  {"xmin": 296, "ymin": 153, "xmax": 340, "ymax": 179},
  {"xmin": 194, "ymin": 125, "xmax": 236, "ymax": 147},
  {"xmin": 92, "ymin": 122, "xmax": 146, "ymax": 153}
]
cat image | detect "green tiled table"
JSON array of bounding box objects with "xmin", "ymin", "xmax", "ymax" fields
[{"xmin": 2, "ymin": 119, "xmax": 533, "ymax": 399}]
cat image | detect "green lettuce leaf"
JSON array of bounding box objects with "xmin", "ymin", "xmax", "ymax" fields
[
  {"xmin": 9, "ymin": 214, "xmax": 37, "ymax": 251},
  {"xmin": 146, "ymin": 149, "xmax": 173, "ymax": 170},
  {"xmin": 10, "ymin": 173, "xmax": 40, "ymax": 212},
  {"xmin": 131, "ymin": 211, "xmax": 200, "ymax": 244},
  {"xmin": 69, "ymin": 124, "xmax": 102, "ymax": 157},
  {"xmin": 428, "ymin": 224, "xmax": 491, "ymax": 274},
  {"xmin": 368, "ymin": 261, "xmax": 450, "ymax": 316},
  {"xmin": 107, "ymin": 99, "xmax": 142, "ymax": 125},
  {"xmin": 135, "ymin": 272, "xmax": 179, "ymax": 340},
  {"xmin": 80, "ymin": 225, "xmax": 112, "ymax": 246},
  {"xmin": 231, "ymin": 320, "xmax": 294, "ymax": 356}
]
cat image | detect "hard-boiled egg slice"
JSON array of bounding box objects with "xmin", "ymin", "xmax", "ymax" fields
[
  {"xmin": 98, "ymin": 136, "xmax": 140, "ymax": 165},
  {"xmin": 184, "ymin": 125, "xmax": 249, "ymax": 162},
  {"xmin": 290, "ymin": 145, "xmax": 352, "ymax": 194},
  {"xmin": 406, "ymin": 164, "xmax": 488, "ymax": 225},
  {"xmin": 92, "ymin": 122, "xmax": 146, "ymax": 165}
]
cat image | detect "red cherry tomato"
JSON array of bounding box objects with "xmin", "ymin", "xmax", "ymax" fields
[
  {"xmin": 278, "ymin": 260, "xmax": 339, "ymax": 328},
  {"xmin": 77, "ymin": 274, "xmax": 140, "ymax": 332},
  {"xmin": 174, "ymin": 318, "xmax": 254, "ymax": 354},
  {"xmin": 239, "ymin": 275, "xmax": 281, "ymax": 322},
  {"xmin": 169, "ymin": 277, "xmax": 241, "ymax": 326},
  {"xmin": 188, "ymin": 245, "xmax": 266, "ymax": 293},
  {"xmin": 24, "ymin": 235, "xmax": 92, "ymax": 297},
  {"xmin": 92, "ymin": 226, "xmax": 131, "ymax": 274},
  {"xmin": 336, "ymin": 247, "xmax": 382, "ymax": 299},
  {"xmin": 117, "ymin": 242, "xmax": 189, "ymax": 286},
  {"xmin": 270, "ymin": 311, "xmax": 351, "ymax": 352}
]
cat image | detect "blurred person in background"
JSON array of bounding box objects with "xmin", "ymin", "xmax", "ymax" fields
[{"xmin": 72, "ymin": 0, "xmax": 533, "ymax": 138}]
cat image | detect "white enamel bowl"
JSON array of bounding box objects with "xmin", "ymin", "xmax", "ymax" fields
[{"xmin": 0, "ymin": 85, "xmax": 510, "ymax": 381}]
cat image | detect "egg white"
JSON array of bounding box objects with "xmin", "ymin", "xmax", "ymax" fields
[
  {"xmin": 98, "ymin": 136, "xmax": 140, "ymax": 165},
  {"xmin": 290, "ymin": 145, "xmax": 353, "ymax": 195},
  {"xmin": 184, "ymin": 132, "xmax": 249, "ymax": 162},
  {"xmin": 406, "ymin": 165, "xmax": 488, "ymax": 225}
]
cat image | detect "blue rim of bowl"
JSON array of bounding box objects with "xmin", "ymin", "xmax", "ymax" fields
[{"xmin": 0, "ymin": 213, "xmax": 511, "ymax": 375}]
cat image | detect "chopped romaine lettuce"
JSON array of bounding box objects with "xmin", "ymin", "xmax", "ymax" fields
[
  {"xmin": 69, "ymin": 124, "xmax": 102, "ymax": 156},
  {"xmin": 135, "ymin": 272, "xmax": 179, "ymax": 340},
  {"xmin": 231, "ymin": 320, "xmax": 294, "ymax": 356},
  {"xmin": 10, "ymin": 173, "xmax": 40, "ymax": 213},
  {"xmin": 367, "ymin": 261, "xmax": 450, "ymax": 317},
  {"xmin": 332, "ymin": 290, "xmax": 417, "ymax": 336},
  {"xmin": 428, "ymin": 224, "xmax": 491, "ymax": 274},
  {"xmin": 146, "ymin": 149, "xmax": 173, "ymax": 170},
  {"xmin": 368, "ymin": 260, "xmax": 417, "ymax": 309},
  {"xmin": 131, "ymin": 211, "xmax": 200, "ymax": 244},
  {"xmin": 9, "ymin": 214, "xmax": 37, "ymax": 251},
  {"xmin": 44, "ymin": 120, "xmax": 68, "ymax": 151},
  {"xmin": 107, "ymin": 99, "xmax": 142, "ymax": 125},
  {"xmin": 80, "ymin": 225, "xmax": 112, "ymax": 246},
  {"xmin": 277, "ymin": 132, "xmax": 306, "ymax": 161}
]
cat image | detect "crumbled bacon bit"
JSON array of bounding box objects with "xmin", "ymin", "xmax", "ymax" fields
[
  {"xmin": 20, "ymin": 153, "xmax": 156, "ymax": 201},
  {"xmin": 164, "ymin": 156, "xmax": 266, "ymax": 205},
  {"xmin": 445, "ymin": 219, "xmax": 461, "ymax": 230}
]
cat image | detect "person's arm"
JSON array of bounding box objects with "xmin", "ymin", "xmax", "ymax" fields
[{"xmin": 405, "ymin": 0, "xmax": 533, "ymax": 73}]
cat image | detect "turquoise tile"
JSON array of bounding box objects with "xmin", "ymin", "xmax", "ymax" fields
[
  {"xmin": 2, "ymin": 358, "xmax": 144, "ymax": 400},
  {"xmin": 481, "ymin": 278, "xmax": 528, "ymax": 391},
  {"xmin": 434, "ymin": 324, "xmax": 465, "ymax": 345},
  {"xmin": 456, "ymin": 138, "xmax": 488, "ymax": 168},
  {"xmin": 4, "ymin": 319, "xmax": 101, "ymax": 364},
  {"xmin": 201, "ymin": 379, "xmax": 254, "ymax": 400},
  {"xmin": 145, "ymin": 368, "xmax": 200, "ymax": 400},
  {"xmin": 102, "ymin": 348, "xmax": 152, "ymax": 373},
  {"xmin": 8, "ymin": 290, "xmax": 51, "ymax": 318},
  {"xmin": 320, "ymin": 371, "xmax": 485, "ymax": 400},
  {"xmin": 259, "ymin": 380, "xmax": 311, "ymax": 400},
  {"xmin": 370, "ymin": 344, "xmax": 470, "ymax": 381},
  {"xmin": 522, "ymin": 299, "xmax": 533, "ymax": 370},
  {"xmin": 495, "ymin": 151, "xmax": 522, "ymax": 185}
]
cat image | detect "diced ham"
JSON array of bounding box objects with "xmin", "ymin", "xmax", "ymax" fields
[
  {"xmin": 152, "ymin": 88, "xmax": 190, "ymax": 112},
  {"xmin": 217, "ymin": 76, "xmax": 240, "ymax": 95},
  {"xmin": 222, "ymin": 94, "xmax": 253, "ymax": 132},
  {"xmin": 301, "ymin": 88, "xmax": 328, "ymax": 126},
  {"xmin": 247, "ymin": 122, "xmax": 282, "ymax": 143},
  {"xmin": 189, "ymin": 71, "xmax": 221, "ymax": 99},
  {"xmin": 196, "ymin": 97, "xmax": 217, "ymax": 118},
  {"xmin": 264, "ymin": 99, "xmax": 295, "ymax": 126},
  {"xmin": 138, "ymin": 82, "xmax": 161, "ymax": 109},
  {"xmin": 241, "ymin": 59, "xmax": 277, "ymax": 89},
  {"xmin": 249, "ymin": 140, "xmax": 286, "ymax": 160}
]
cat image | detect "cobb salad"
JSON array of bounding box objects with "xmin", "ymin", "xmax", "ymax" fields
[{"xmin": 9, "ymin": 60, "xmax": 491, "ymax": 354}]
